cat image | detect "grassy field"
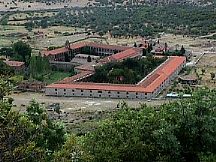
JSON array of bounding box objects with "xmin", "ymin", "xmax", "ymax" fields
[
  {"xmin": 8, "ymin": 12, "xmax": 57, "ymax": 25},
  {"xmin": 0, "ymin": 0, "xmax": 92, "ymax": 11},
  {"xmin": 0, "ymin": 24, "xmax": 87, "ymax": 48},
  {"xmin": 44, "ymin": 71, "xmax": 72, "ymax": 84},
  {"xmin": 193, "ymin": 54, "xmax": 216, "ymax": 87},
  {"xmin": 8, "ymin": 12, "xmax": 57, "ymax": 20}
]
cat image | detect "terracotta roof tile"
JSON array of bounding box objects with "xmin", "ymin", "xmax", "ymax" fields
[
  {"xmin": 111, "ymin": 48, "xmax": 141, "ymax": 60},
  {"xmin": 4, "ymin": 60, "xmax": 25, "ymax": 67},
  {"xmin": 46, "ymin": 82, "xmax": 149, "ymax": 93},
  {"xmin": 57, "ymin": 71, "xmax": 94, "ymax": 84},
  {"xmin": 138, "ymin": 56, "xmax": 186, "ymax": 92},
  {"xmin": 42, "ymin": 42, "xmax": 130, "ymax": 57}
]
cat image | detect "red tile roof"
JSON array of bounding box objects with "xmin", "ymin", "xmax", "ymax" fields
[
  {"xmin": 42, "ymin": 42, "xmax": 130, "ymax": 57},
  {"xmin": 46, "ymin": 82, "xmax": 148, "ymax": 93},
  {"xmin": 4, "ymin": 60, "xmax": 25, "ymax": 67},
  {"xmin": 99, "ymin": 55, "xmax": 115, "ymax": 64},
  {"xmin": 138, "ymin": 56, "xmax": 186, "ymax": 92},
  {"xmin": 57, "ymin": 71, "xmax": 94, "ymax": 84},
  {"xmin": 99, "ymin": 48, "xmax": 141, "ymax": 63},
  {"xmin": 42, "ymin": 42, "xmax": 88, "ymax": 56},
  {"xmin": 70, "ymin": 41, "xmax": 89, "ymax": 50},
  {"xmin": 46, "ymin": 56, "xmax": 186, "ymax": 93},
  {"xmin": 42, "ymin": 47, "xmax": 69, "ymax": 56},
  {"xmin": 111, "ymin": 48, "xmax": 141, "ymax": 60}
]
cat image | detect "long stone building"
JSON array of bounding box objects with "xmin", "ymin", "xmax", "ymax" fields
[{"xmin": 44, "ymin": 41, "xmax": 186, "ymax": 99}]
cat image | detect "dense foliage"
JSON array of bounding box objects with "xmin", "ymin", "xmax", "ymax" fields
[
  {"xmin": 0, "ymin": 77, "xmax": 216, "ymax": 161},
  {"xmin": 29, "ymin": 55, "xmax": 51, "ymax": 81},
  {"xmin": 13, "ymin": 41, "xmax": 32, "ymax": 64},
  {"xmin": 19, "ymin": 3, "xmax": 216, "ymax": 37},
  {"xmin": 89, "ymin": 56, "xmax": 167, "ymax": 84},
  {"xmin": 0, "ymin": 100, "xmax": 67, "ymax": 161},
  {"xmin": 0, "ymin": 62, "xmax": 14, "ymax": 100},
  {"xmin": 0, "ymin": 41, "xmax": 32, "ymax": 64},
  {"xmin": 84, "ymin": 89, "xmax": 216, "ymax": 162},
  {"xmin": 0, "ymin": 61, "xmax": 14, "ymax": 76}
]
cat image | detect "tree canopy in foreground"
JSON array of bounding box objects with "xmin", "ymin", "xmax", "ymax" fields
[
  {"xmin": 83, "ymin": 88, "xmax": 216, "ymax": 162},
  {"xmin": 0, "ymin": 86, "xmax": 215, "ymax": 162}
]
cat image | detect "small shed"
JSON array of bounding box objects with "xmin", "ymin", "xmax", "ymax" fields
[
  {"xmin": 4, "ymin": 60, "xmax": 25, "ymax": 73},
  {"xmin": 179, "ymin": 75, "xmax": 198, "ymax": 85}
]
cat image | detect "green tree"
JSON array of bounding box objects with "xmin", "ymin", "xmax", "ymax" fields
[
  {"xmin": 0, "ymin": 99, "xmax": 67, "ymax": 161},
  {"xmin": 133, "ymin": 42, "xmax": 137, "ymax": 47},
  {"xmin": 0, "ymin": 47, "xmax": 15, "ymax": 58},
  {"xmin": 0, "ymin": 75, "xmax": 67, "ymax": 161},
  {"xmin": 84, "ymin": 89, "xmax": 216, "ymax": 162},
  {"xmin": 53, "ymin": 135, "xmax": 92, "ymax": 162},
  {"xmin": 0, "ymin": 79, "xmax": 12, "ymax": 100},
  {"xmin": 142, "ymin": 48, "xmax": 147, "ymax": 56},
  {"xmin": 180, "ymin": 45, "xmax": 186, "ymax": 55},
  {"xmin": 164, "ymin": 42, "xmax": 168, "ymax": 52},
  {"xmin": 0, "ymin": 61, "xmax": 14, "ymax": 76},
  {"xmin": 147, "ymin": 43, "xmax": 153, "ymax": 53},
  {"xmin": 87, "ymin": 55, "xmax": 92, "ymax": 62},
  {"xmin": 13, "ymin": 41, "xmax": 32, "ymax": 64},
  {"xmin": 65, "ymin": 40, "xmax": 70, "ymax": 49},
  {"xmin": 29, "ymin": 55, "xmax": 50, "ymax": 80},
  {"xmin": 26, "ymin": 100, "xmax": 66, "ymax": 152},
  {"xmin": 201, "ymin": 69, "xmax": 205, "ymax": 75},
  {"xmin": 0, "ymin": 101, "xmax": 46, "ymax": 162},
  {"xmin": 210, "ymin": 72, "xmax": 215, "ymax": 80},
  {"xmin": 40, "ymin": 19, "xmax": 48, "ymax": 28}
]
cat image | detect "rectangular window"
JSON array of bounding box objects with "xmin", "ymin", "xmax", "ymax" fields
[
  {"xmin": 64, "ymin": 89, "xmax": 66, "ymax": 91},
  {"xmin": 98, "ymin": 91, "xmax": 102, "ymax": 93},
  {"xmin": 55, "ymin": 89, "xmax": 57, "ymax": 91},
  {"xmin": 81, "ymin": 90, "xmax": 83, "ymax": 92}
]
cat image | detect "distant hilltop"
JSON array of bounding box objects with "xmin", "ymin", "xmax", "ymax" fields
[{"xmin": 7, "ymin": 0, "xmax": 214, "ymax": 6}]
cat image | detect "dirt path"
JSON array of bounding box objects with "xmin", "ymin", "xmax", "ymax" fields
[{"xmin": 9, "ymin": 92, "xmax": 171, "ymax": 112}]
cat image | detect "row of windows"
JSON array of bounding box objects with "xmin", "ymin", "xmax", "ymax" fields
[
  {"xmin": 90, "ymin": 47, "xmax": 118, "ymax": 53},
  {"xmin": 61, "ymin": 92, "xmax": 148, "ymax": 99},
  {"xmin": 55, "ymin": 89, "xmax": 148, "ymax": 96}
]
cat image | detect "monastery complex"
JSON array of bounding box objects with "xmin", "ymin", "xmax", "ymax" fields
[{"xmin": 42, "ymin": 41, "xmax": 186, "ymax": 100}]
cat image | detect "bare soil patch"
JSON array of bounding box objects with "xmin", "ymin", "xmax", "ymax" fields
[{"xmin": 0, "ymin": 0, "xmax": 94, "ymax": 11}]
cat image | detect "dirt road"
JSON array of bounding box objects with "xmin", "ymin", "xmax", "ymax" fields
[{"xmin": 9, "ymin": 92, "xmax": 171, "ymax": 112}]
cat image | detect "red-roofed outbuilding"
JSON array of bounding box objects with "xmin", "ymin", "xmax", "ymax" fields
[{"xmin": 4, "ymin": 60, "xmax": 25, "ymax": 73}]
